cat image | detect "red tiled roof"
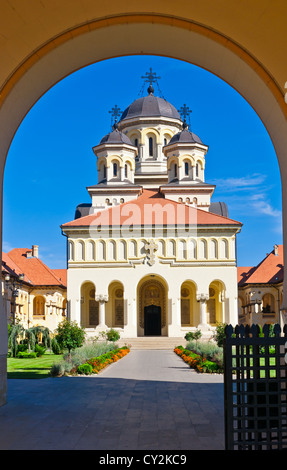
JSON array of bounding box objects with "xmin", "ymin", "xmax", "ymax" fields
[
  {"xmin": 53, "ymin": 269, "xmax": 67, "ymax": 287},
  {"xmin": 238, "ymin": 245, "xmax": 284, "ymax": 285},
  {"xmin": 237, "ymin": 266, "xmax": 257, "ymax": 286},
  {"xmin": 7, "ymin": 249, "xmax": 66, "ymax": 287},
  {"xmin": 2, "ymin": 252, "xmax": 30, "ymax": 283},
  {"xmin": 62, "ymin": 189, "xmax": 242, "ymax": 228}
]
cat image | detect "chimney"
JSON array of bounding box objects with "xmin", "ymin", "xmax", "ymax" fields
[
  {"xmin": 32, "ymin": 245, "xmax": 39, "ymax": 258},
  {"xmin": 274, "ymin": 244, "xmax": 278, "ymax": 256}
]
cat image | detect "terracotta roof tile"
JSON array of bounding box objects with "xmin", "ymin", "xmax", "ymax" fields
[
  {"xmin": 52, "ymin": 269, "xmax": 67, "ymax": 287},
  {"xmin": 62, "ymin": 189, "xmax": 242, "ymax": 228},
  {"xmin": 2, "ymin": 252, "xmax": 30, "ymax": 283},
  {"xmin": 238, "ymin": 245, "xmax": 284, "ymax": 285},
  {"xmin": 7, "ymin": 249, "xmax": 66, "ymax": 287}
]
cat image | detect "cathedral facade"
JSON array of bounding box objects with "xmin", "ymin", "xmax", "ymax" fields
[{"xmin": 61, "ymin": 75, "xmax": 242, "ymax": 338}]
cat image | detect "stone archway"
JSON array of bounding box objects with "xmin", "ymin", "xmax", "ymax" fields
[
  {"xmin": 1, "ymin": 9, "xmax": 286, "ymax": 407},
  {"xmin": 137, "ymin": 276, "xmax": 167, "ymax": 337}
]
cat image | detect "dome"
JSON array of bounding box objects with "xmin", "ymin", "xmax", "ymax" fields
[
  {"xmin": 99, "ymin": 127, "xmax": 134, "ymax": 146},
  {"xmin": 119, "ymin": 91, "xmax": 181, "ymax": 122},
  {"xmin": 167, "ymin": 128, "xmax": 203, "ymax": 146}
]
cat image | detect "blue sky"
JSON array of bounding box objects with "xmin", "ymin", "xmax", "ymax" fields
[{"xmin": 3, "ymin": 55, "xmax": 283, "ymax": 269}]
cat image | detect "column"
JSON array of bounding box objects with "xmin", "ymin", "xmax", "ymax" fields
[
  {"xmin": 178, "ymin": 164, "xmax": 183, "ymax": 181},
  {"xmin": 120, "ymin": 165, "xmax": 124, "ymax": 182},
  {"xmin": 96, "ymin": 294, "xmax": 108, "ymax": 328},
  {"xmin": 197, "ymin": 294, "xmax": 209, "ymax": 329},
  {"xmin": 192, "ymin": 165, "xmax": 196, "ymax": 180}
]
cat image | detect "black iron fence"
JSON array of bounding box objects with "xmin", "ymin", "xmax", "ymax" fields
[{"xmin": 223, "ymin": 323, "xmax": 287, "ymax": 450}]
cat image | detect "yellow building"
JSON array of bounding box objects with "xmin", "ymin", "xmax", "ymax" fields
[
  {"xmin": 238, "ymin": 245, "xmax": 284, "ymax": 327},
  {"xmin": 1, "ymin": 246, "xmax": 66, "ymax": 331}
]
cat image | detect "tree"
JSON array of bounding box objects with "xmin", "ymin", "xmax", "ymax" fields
[
  {"xmin": 55, "ymin": 319, "xmax": 86, "ymax": 360},
  {"xmin": 8, "ymin": 324, "xmax": 25, "ymax": 357}
]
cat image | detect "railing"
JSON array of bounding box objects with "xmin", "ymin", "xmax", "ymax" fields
[{"xmin": 224, "ymin": 323, "xmax": 287, "ymax": 450}]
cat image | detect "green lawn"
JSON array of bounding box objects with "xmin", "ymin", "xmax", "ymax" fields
[{"xmin": 7, "ymin": 352, "xmax": 64, "ymax": 379}]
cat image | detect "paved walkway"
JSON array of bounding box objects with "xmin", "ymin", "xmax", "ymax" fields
[{"xmin": 0, "ymin": 350, "xmax": 225, "ymax": 450}]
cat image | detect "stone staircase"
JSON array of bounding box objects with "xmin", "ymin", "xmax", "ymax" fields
[{"xmin": 116, "ymin": 337, "xmax": 185, "ymax": 350}]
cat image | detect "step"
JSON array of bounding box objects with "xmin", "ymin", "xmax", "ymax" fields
[{"xmin": 117, "ymin": 337, "xmax": 185, "ymax": 350}]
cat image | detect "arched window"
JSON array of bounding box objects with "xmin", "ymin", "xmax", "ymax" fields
[
  {"xmin": 196, "ymin": 163, "xmax": 199, "ymax": 177},
  {"xmin": 135, "ymin": 138, "xmax": 138, "ymax": 148},
  {"xmin": 164, "ymin": 138, "xmax": 167, "ymax": 146},
  {"xmin": 113, "ymin": 162, "xmax": 118, "ymax": 177},
  {"xmin": 124, "ymin": 164, "xmax": 128, "ymax": 178},
  {"xmin": 149, "ymin": 137, "xmax": 153, "ymax": 156},
  {"xmin": 33, "ymin": 296, "xmax": 45, "ymax": 316},
  {"xmin": 103, "ymin": 165, "xmax": 106, "ymax": 178},
  {"xmin": 185, "ymin": 161, "xmax": 189, "ymax": 176},
  {"xmin": 174, "ymin": 163, "xmax": 177, "ymax": 178}
]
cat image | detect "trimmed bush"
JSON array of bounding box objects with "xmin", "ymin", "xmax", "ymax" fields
[
  {"xmin": 16, "ymin": 351, "xmax": 37, "ymax": 359},
  {"xmin": 77, "ymin": 363, "xmax": 93, "ymax": 375},
  {"xmin": 184, "ymin": 330, "xmax": 202, "ymax": 342}
]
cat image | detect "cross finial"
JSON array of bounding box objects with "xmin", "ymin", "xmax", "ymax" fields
[
  {"xmin": 178, "ymin": 103, "xmax": 192, "ymax": 123},
  {"xmin": 109, "ymin": 104, "xmax": 122, "ymax": 127},
  {"xmin": 141, "ymin": 68, "xmax": 161, "ymax": 94}
]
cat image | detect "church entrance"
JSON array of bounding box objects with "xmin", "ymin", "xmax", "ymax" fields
[
  {"xmin": 144, "ymin": 305, "xmax": 161, "ymax": 336},
  {"xmin": 138, "ymin": 276, "xmax": 167, "ymax": 336}
]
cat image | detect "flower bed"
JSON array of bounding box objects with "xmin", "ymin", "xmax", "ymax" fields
[
  {"xmin": 76, "ymin": 346, "xmax": 130, "ymax": 375},
  {"xmin": 174, "ymin": 346, "xmax": 223, "ymax": 373}
]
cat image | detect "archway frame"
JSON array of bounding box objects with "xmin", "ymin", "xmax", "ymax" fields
[{"xmin": 1, "ymin": 13, "xmax": 287, "ymax": 407}]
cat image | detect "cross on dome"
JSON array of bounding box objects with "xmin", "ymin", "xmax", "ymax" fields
[
  {"xmin": 141, "ymin": 68, "xmax": 161, "ymax": 94},
  {"xmin": 178, "ymin": 103, "xmax": 192, "ymax": 127},
  {"xmin": 109, "ymin": 104, "xmax": 123, "ymax": 128}
]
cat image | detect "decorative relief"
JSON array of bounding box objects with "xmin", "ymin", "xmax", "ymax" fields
[{"xmin": 144, "ymin": 239, "xmax": 158, "ymax": 266}]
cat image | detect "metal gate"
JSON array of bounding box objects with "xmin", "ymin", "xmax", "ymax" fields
[{"xmin": 224, "ymin": 323, "xmax": 287, "ymax": 449}]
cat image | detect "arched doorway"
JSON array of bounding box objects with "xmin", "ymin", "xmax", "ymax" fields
[
  {"xmin": 80, "ymin": 281, "xmax": 98, "ymax": 328},
  {"xmin": 180, "ymin": 281, "xmax": 197, "ymax": 327},
  {"xmin": 107, "ymin": 281, "xmax": 125, "ymax": 329},
  {"xmin": 137, "ymin": 276, "xmax": 167, "ymax": 337},
  {"xmin": 207, "ymin": 281, "xmax": 226, "ymax": 325}
]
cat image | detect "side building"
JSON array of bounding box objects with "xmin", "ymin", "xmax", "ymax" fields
[
  {"xmin": 238, "ymin": 244, "xmax": 284, "ymax": 327},
  {"xmin": 1, "ymin": 245, "xmax": 67, "ymax": 331}
]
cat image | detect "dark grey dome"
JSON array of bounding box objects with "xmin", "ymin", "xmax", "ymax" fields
[
  {"xmin": 168, "ymin": 128, "xmax": 203, "ymax": 145},
  {"xmin": 209, "ymin": 202, "xmax": 229, "ymax": 218},
  {"xmin": 119, "ymin": 93, "xmax": 181, "ymax": 122},
  {"xmin": 99, "ymin": 128, "xmax": 133, "ymax": 146}
]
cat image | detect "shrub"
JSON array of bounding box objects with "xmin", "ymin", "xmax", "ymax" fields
[
  {"xmin": 66, "ymin": 341, "xmax": 116, "ymax": 368},
  {"xmin": 51, "ymin": 337, "xmax": 63, "ymax": 355},
  {"xmin": 184, "ymin": 330, "xmax": 202, "ymax": 342},
  {"xmin": 17, "ymin": 344, "xmax": 28, "ymax": 353},
  {"xmin": 106, "ymin": 329, "xmax": 120, "ymax": 342},
  {"xmin": 35, "ymin": 344, "xmax": 46, "ymax": 357},
  {"xmin": 50, "ymin": 362, "xmax": 66, "ymax": 377},
  {"xmin": 212, "ymin": 322, "xmax": 228, "ymax": 348},
  {"xmin": 16, "ymin": 351, "xmax": 37, "ymax": 359},
  {"xmin": 174, "ymin": 345, "xmax": 223, "ymax": 374},
  {"xmin": 77, "ymin": 363, "xmax": 93, "ymax": 375},
  {"xmin": 186, "ymin": 340, "xmax": 223, "ymax": 361}
]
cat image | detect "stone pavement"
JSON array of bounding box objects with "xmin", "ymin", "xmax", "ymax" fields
[{"xmin": 0, "ymin": 350, "xmax": 225, "ymax": 450}]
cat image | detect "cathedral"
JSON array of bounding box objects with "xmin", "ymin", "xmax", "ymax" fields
[{"xmin": 61, "ymin": 70, "xmax": 242, "ymax": 339}]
